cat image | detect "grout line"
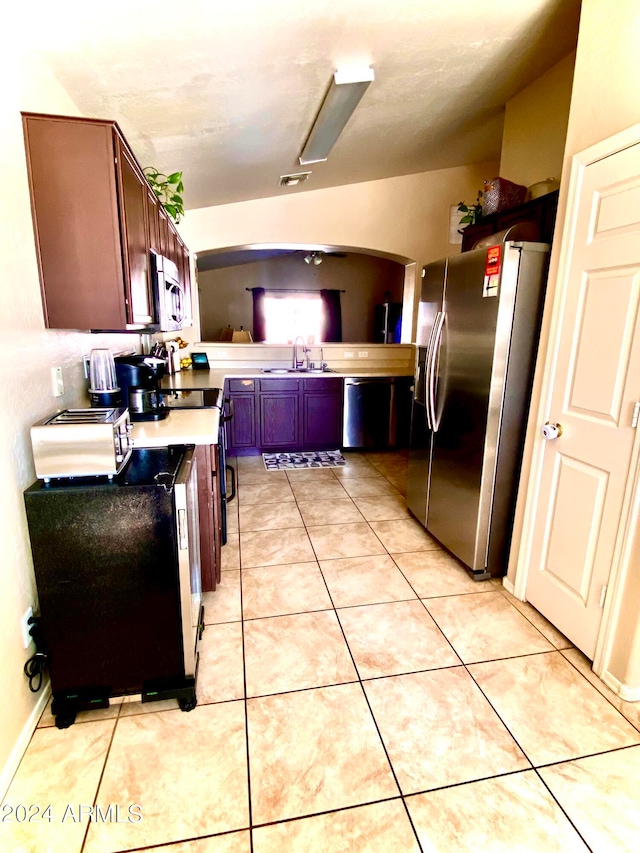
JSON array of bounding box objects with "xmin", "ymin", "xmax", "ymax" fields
[
  {"xmin": 107, "ymin": 826, "xmax": 251, "ymax": 853},
  {"xmin": 230, "ymin": 455, "xmax": 620, "ymax": 849},
  {"xmin": 79, "ymin": 713, "xmax": 120, "ymax": 852},
  {"xmin": 314, "ymin": 529, "xmax": 424, "ymax": 850},
  {"xmin": 559, "ymin": 651, "xmax": 640, "ymax": 736},
  {"xmin": 234, "ymin": 500, "xmax": 254, "ymax": 852},
  {"xmin": 532, "ymin": 768, "xmax": 595, "ymax": 851}
]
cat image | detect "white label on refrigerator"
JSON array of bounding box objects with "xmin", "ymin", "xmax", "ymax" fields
[{"xmin": 483, "ymin": 275, "xmax": 499, "ymax": 297}]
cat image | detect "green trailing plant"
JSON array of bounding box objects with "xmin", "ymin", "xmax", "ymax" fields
[
  {"xmin": 457, "ymin": 190, "xmax": 484, "ymax": 229},
  {"xmin": 144, "ymin": 167, "xmax": 184, "ymax": 224}
]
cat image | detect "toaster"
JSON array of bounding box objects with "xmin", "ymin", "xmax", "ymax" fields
[{"xmin": 30, "ymin": 408, "xmax": 133, "ymax": 481}]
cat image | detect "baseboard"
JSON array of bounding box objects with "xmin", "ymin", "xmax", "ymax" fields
[
  {"xmin": 502, "ymin": 576, "xmax": 516, "ymax": 596},
  {"xmin": 0, "ymin": 683, "xmax": 51, "ymax": 801},
  {"xmin": 603, "ymin": 670, "xmax": 640, "ymax": 702},
  {"xmin": 618, "ymin": 683, "xmax": 640, "ymax": 702}
]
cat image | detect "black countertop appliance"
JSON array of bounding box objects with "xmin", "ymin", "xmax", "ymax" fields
[
  {"xmin": 23, "ymin": 445, "xmax": 203, "ymax": 728},
  {"xmin": 115, "ymin": 354, "xmax": 169, "ymax": 421}
]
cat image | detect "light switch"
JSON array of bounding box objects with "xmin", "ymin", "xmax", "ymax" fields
[{"xmin": 51, "ymin": 366, "xmax": 64, "ymax": 397}]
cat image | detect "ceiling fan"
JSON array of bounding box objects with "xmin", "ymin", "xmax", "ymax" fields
[{"xmin": 303, "ymin": 250, "xmax": 347, "ymax": 265}]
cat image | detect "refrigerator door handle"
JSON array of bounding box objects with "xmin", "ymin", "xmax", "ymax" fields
[{"xmin": 427, "ymin": 311, "xmax": 446, "ymax": 432}]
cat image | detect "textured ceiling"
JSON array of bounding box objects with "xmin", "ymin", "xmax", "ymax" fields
[{"xmin": 28, "ymin": 0, "xmax": 581, "ymax": 210}]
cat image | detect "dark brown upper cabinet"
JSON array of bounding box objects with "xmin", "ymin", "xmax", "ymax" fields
[
  {"xmin": 461, "ymin": 190, "xmax": 559, "ymax": 253},
  {"xmin": 115, "ymin": 137, "xmax": 154, "ymax": 326},
  {"xmin": 22, "ymin": 113, "xmax": 191, "ymax": 331}
]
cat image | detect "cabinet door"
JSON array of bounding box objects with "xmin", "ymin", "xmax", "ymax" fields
[
  {"xmin": 146, "ymin": 190, "xmax": 160, "ymax": 253},
  {"xmin": 22, "ymin": 114, "xmax": 127, "ymax": 329},
  {"xmin": 177, "ymin": 236, "xmax": 193, "ymax": 326},
  {"xmin": 303, "ymin": 391, "xmax": 343, "ymax": 448},
  {"xmin": 229, "ymin": 394, "xmax": 257, "ymax": 449},
  {"xmin": 166, "ymin": 221, "xmax": 180, "ymax": 268},
  {"xmin": 157, "ymin": 207, "xmax": 170, "ymax": 257},
  {"xmin": 260, "ymin": 393, "xmax": 300, "ymax": 448},
  {"xmin": 115, "ymin": 138, "xmax": 153, "ymax": 325}
]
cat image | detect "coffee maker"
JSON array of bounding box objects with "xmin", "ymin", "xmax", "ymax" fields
[{"xmin": 114, "ymin": 355, "xmax": 169, "ymax": 421}]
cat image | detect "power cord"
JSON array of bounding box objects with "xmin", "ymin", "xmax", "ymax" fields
[{"xmin": 23, "ymin": 616, "xmax": 48, "ymax": 693}]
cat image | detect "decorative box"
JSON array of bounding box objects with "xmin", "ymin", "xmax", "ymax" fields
[{"xmin": 482, "ymin": 177, "xmax": 528, "ymax": 216}]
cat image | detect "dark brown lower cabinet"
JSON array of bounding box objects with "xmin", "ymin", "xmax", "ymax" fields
[
  {"xmin": 195, "ymin": 444, "xmax": 222, "ymax": 593},
  {"xmin": 226, "ymin": 376, "xmax": 344, "ymax": 453},
  {"xmin": 226, "ymin": 380, "xmax": 257, "ymax": 451},
  {"xmin": 302, "ymin": 379, "xmax": 343, "ymax": 448},
  {"xmin": 260, "ymin": 380, "xmax": 300, "ymax": 448}
]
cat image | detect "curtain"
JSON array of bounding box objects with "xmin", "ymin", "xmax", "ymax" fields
[
  {"xmin": 251, "ymin": 287, "xmax": 266, "ymax": 342},
  {"xmin": 321, "ymin": 289, "xmax": 342, "ymax": 342}
]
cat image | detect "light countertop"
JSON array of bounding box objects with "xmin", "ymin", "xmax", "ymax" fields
[
  {"xmin": 131, "ymin": 408, "xmax": 220, "ymax": 447},
  {"xmin": 162, "ymin": 366, "xmax": 414, "ymax": 391}
]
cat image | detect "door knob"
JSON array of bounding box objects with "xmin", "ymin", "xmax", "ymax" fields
[{"xmin": 541, "ymin": 422, "xmax": 563, "ymax": 440}]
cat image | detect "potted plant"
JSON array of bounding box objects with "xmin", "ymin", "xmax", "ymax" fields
[
  {"xmin": 144, "ymin": 168, "xmax": 184, "ymax": 224},
  {"xmin": 457, "ymin": 190, "xmax": 483, "ymax": 230}
]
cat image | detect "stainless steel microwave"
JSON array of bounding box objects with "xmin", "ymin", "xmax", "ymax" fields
[{"xmin": 151, "ymin": 251, "xmax": 186, "ymax": 332}]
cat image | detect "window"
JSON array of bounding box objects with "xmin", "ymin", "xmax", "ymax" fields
[{"xmin": 263, "ymin": 292, "xmax": 324, "ymax": 344}]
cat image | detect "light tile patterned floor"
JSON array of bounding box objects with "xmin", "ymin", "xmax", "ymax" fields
[{"xmin": 3, "ymin": 450, "xmax": 640, "ymax": 852}]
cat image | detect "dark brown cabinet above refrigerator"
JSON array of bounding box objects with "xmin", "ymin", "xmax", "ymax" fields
[{"xmin": 22, "ymin": 112, "xmax": 191, "ymax": 331}]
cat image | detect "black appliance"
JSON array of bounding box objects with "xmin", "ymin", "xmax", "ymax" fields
[
  {"xmin": 161, "ymin": 387, "xmax": 235, "ymax": 545},
  {"xmin": 115, "ymin": 354, "xmax": 169, "ymax": 421},
  {"xmin": 24, "ymin": 445, "xmax": 203, "ymax": 728}
]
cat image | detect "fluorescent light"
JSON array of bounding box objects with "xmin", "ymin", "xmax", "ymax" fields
[{"xmin": 299, "ymin": 66, "xmax": 374, "ymax": 165}]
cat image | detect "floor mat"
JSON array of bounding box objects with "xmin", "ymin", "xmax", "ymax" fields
[{"xmin": 263, "ymin": 450, "xmax": 346, "ymax": 470}]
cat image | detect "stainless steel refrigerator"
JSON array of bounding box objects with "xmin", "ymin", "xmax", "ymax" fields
[{"xmin": 407, "ymin": 239, "xmax": 550, "ymax": 579}]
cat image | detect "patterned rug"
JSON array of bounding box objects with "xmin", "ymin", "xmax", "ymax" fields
[{"xmin": 263, "ymin": 450, "xmax": 346, "ymax": 470}]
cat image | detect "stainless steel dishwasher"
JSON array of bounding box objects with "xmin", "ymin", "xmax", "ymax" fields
[{"xmin": 343, "ymin": 377, "xmax": 411, "ymax": 448}]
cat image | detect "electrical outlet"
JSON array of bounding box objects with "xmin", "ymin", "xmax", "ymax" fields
[
  {"xmin": 51, "ymin": 366, "xmax": 64, "ymax": 397},
  {"xmin": 21, "ymin": 607, "xmax": 34, "ymax": 649},
  {"xmin": 344, "ymin": 351, "xmax": 354, "ymax": 358},
  {"xmin": 218, "ymin": 350, "xmax": 228, "ymax": 358},
  {"xmin": 358, "ymin": 351, "xmax": 369, "ymax": 358}
]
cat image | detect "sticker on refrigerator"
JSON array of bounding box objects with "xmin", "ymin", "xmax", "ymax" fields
[{"xmin": 483, "ymin": 246, "xmax": 501, "ymax": 297}]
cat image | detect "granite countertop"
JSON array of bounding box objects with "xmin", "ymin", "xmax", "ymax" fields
[
  {"xmin": 131, "ymin": 408, "xmax": 220, "ymax": 447},
  {"xmin": 162, "ymin": 366, "xmax": 414, "ymax": 391}
]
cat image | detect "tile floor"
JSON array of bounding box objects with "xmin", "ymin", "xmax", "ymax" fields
[{"xmin": 3, "ymin": 450, "xmax": 640, "ymax": 852}]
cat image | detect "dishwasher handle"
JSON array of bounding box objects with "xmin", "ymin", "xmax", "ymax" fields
[{"xmin": 344, "ymin": 378, "xmax": 395, "ymax": 385}]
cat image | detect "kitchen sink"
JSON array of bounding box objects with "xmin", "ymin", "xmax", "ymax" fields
[{"xmin": 261, "ymin": 367, "xmax": 335, "ymax": 374}]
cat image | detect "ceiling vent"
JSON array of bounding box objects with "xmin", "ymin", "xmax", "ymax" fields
[{"xmin": 279, "ymin": 171, "xmax": 311, "ymax": 188}]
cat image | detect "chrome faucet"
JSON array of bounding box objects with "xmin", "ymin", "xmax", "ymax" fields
[{"xmin": 292, "ymin": 336, "xmax": 309, "ymax": 370}]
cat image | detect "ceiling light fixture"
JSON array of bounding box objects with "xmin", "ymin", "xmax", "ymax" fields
[
  {"xmin": 299, "ymin": 65, "xmax": 375, "ymax": 166},
  {"xmin": 304, "ymin": 252, "xmax": 323, "ymax": 266}
]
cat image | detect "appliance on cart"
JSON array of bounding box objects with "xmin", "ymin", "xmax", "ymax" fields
[{"xmin": 24, "ymin": 443, "xmax": 203, "ymax": 728}]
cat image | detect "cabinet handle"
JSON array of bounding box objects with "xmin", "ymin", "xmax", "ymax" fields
[
  {"xmin": 226, "ymin": 464, "xmax": 236, "ymax": 502},
  {"xmin": 221, "ymin": 397, "xmax": 234, "ymax": 424}
]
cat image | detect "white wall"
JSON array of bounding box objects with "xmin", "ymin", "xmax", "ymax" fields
[
  {"xmin": 180, "ymin": 161, "xmax": 498, "ymax": 342},
  {"xmin": 0, "ymin": 46, "xmax": 140, "ymax": 794}
]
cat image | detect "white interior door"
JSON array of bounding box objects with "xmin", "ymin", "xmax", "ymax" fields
[{"xmin": 526, "ymin": 140, "xmax": 640, "ymax": 659}]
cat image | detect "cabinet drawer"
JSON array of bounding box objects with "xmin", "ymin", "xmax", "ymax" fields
[
  {"xmin": 259, "ymin": 378, "xmax": 299, "ymax": 392},
  {"xmin": 302, "ymin": 378, "xmax": 342, "ymax": 392},
  {"xmin": 228, "ymin": 379, "xmax": 255, "ymax": 393}
]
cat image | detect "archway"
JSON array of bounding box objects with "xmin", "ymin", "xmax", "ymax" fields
[{"xmin": 194, "ymin": 243, "xmax": 417, "ymax": 344}]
